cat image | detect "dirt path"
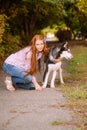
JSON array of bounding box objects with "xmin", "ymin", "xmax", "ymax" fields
[{"xmin": 0, "ymin": 67, "xmax": 77, "ymax": 130}]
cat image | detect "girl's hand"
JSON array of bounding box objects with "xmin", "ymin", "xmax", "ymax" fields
[
  {"xmin": 36, "ymin": 86, "xmax": 43, "ymax": 91},
  {"xmin": 54, "ymin": 57, "xmax": 63, "ymax": 62}
]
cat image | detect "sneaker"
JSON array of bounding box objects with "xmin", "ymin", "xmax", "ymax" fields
[{"xmin": 5, "ymin": 79, "xmax": 15, "ymax": 91}]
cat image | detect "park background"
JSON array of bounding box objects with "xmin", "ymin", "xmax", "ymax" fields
[
  {"xmin": 0, "ymin": 0, "xmax": 87, "ymax": 65},
  {"xmin": 0, "ymin": 1, "xmax": 87, "ymax": 130}
]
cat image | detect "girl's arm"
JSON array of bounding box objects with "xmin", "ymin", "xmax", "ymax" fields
[
  {"xmin": 32, "ymin": 76, "xmax": 42, "ymax": 91},
  {"xmin": 49, "ymin": 54, "xmax": 63, "ymax": 62},
  {"xmin": 53, "ymin": 57, "xmax": 63, "ymax": 62}
]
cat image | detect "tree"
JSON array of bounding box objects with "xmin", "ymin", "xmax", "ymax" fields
[
  {"xmin": 0, "ymin": 0, "xmax": 64, "ymax": 40},
  {"xmin": 62, "ymin": 0, "xmax": 87, "ymax": 37}
]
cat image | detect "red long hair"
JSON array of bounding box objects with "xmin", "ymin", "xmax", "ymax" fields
[{"xmin": 27, "ymin": 34, "xmax": 49, "ymax": 75}]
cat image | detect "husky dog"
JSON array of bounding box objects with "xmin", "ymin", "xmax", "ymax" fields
[{"xmin": 42, "ymin": 42, "xmax": 73, "ymax": 88}]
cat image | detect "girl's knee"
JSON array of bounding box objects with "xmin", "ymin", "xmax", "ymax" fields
[{"xmin": 24, "ymin": 75, "xmax": 32, "ymax": 83}]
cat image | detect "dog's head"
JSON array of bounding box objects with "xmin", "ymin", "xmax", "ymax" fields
[
  {"xmin": 51, "ymin": 42, "xmax": 68, "ymax": 59},
  {"xmin": 45, "ymin": 42, "xmax": 70, "ymax": 63},
  {"xmin": 60, "ymin": 49, "xmax": 73, "ymax": 60},
  {"xmin": 59, "ymin": 42, "xmax": 68, "ymax": 51}
]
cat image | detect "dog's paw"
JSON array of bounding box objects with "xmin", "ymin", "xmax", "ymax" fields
[
  {"xmin": 50, "ymin": 85, "xmax": 55, "ymax": 88},
  {"xmin": 42, "ymin": 85, "xmax": 46, "ymax": 88}
]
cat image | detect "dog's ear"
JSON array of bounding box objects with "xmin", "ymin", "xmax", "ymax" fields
[{"xmin": 64, "ymin": 41, "xmax": 68, "ymax": 48}]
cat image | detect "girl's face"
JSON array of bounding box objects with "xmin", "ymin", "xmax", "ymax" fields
[{"xmin": 35, "ymin": 40, "xmax": 44, "ymax": 52}]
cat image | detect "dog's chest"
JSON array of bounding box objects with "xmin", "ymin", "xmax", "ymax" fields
[{"xmin": 48, "ymin": 62, "xmax": 62, "ymax": 71}]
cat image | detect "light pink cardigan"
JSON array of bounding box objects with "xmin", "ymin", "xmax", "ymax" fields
[{"xmin": 5, "ymin": 46, "xmax": 43, "ymax": 72}]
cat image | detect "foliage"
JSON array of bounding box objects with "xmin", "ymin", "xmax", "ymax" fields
[
  {"xmin": 3, "ymin": 33, "xmax": 22, "ymax": 54},
  {"xmin": 0, "ymin": 14, "xmax": 5, "ymax": 44},
  {"xmin": 0, "ymin": 0, "xmax": 87, "ymax": 64},
  {"xmin": 63, "ymin": 0, "xmax": 87, "ymax": 36},
  {"xmin": 56, "ymin": 29, "xmax": 72, "ymax": 42},
  {"xmin": 0, "ymin": 33, "xmax": 22, "ymax": 66},
  {"xmin": 76, "ymin": 0, "xmax": 87, "ymax": 15}
]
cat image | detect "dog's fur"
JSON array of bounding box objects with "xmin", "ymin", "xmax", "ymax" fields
[{"xmin": 42, "ymin": 42, "xmax": 73, "ymax": 88}]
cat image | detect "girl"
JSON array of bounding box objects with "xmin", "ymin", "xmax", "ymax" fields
[{"xmin": 2, "ymin": 34, "xmax": 49, "ymax": 91}]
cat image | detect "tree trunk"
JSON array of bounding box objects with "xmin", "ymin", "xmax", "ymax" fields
[
  {"xmin": 29, "ymin": 15, "xmax": 37, "ymax": 39},
  {"xmin": 24, "ymin": 16, "xmax": 29, "ymax": 38}
]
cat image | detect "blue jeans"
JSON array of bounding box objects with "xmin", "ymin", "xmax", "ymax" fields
[{"xmin": 2, "ymin": 62, "xmax": 35, "ymax": 90}]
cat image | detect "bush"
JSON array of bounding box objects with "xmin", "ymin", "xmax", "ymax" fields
[{"xmin": 0, "ymin": 33, "xmax": 22, "ymax": 66}]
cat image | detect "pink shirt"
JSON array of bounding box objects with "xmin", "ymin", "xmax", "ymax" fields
[{"xmin": 5, "ymin": 46, "xmax": 43, "ymax": 72}]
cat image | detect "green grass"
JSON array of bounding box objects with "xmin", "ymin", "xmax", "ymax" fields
[
  {"xmin": 68, "ymin": 85, "xmax": 87, "ymax": 99},
  {"xmin": 65, "ymin": 46, "xmax": 87, "ymax": 79},
  {"xmin": 60, "ymin": 45, "xmax": 87, "ymax": 129},
  {"xmin": 52, "ymin": 120, "xmax": 64, "ymax": 125}
]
